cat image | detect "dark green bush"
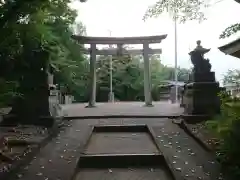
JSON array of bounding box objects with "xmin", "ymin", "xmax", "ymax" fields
[
  {"xmin": 206, "ymin": 92, "xmax": 240, "ymax": 180},
  {"xmin": 0, "ymin": 78, "xmax": 20, "ymax": 108}
]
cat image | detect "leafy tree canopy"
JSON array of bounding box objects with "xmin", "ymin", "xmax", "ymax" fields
[
  {"xmin": 143, "ymin": 0, "xmax": 240, "ymax": 39},
  {"xmin": 93, "ymin": 49, "xmax": 190, "ymax": 102},
  {"xmin": 143, "ymin": 0, "xmax": 209, "ymax": 22},
  {"xmin": 223, "ymin": 69, "xmax": 240, "ymax": 85},
  {"xmin": 0, "ymin": 0, "xmax": 87, "ymax": 108},
  {"xmin": 220, "ymin": 23, "xmax": 240, "ymax": 39}
]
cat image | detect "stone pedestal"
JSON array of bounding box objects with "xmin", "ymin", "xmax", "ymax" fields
[
  {"xmin": 183, "ymin": 81, "xmax": 220, "ymax": 115},
  {"xmin": 190, "ymin": 72, "xmax": 216, "ymax": 82}
]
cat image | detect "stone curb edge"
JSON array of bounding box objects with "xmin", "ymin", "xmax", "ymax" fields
[{"xmin": 180, "ymin": 121, "xmax": 213, "ymax": 152}]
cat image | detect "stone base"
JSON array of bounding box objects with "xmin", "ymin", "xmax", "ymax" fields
[
  {"xmin": 85, "ymin": 104, "xmax": 97, "ymax": 108},
  {"xmin": 183, "ymin": 82, "xmax": 221, "ymax": 115},
  {"xmin": 190, "ymin": 72, "xmax": 216, "ymax": 82},
  {"xmin": 143, "ymin": 103, "xmax": 154, "ymax": 107},
  {"xmin": 180, "ymin": 103, "xmax": 185, "ymax": 108}
]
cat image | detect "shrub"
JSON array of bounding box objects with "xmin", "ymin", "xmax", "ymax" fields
[
  {"xmin": 0, "ymin": 78, "xmax": 20, "ymax": 108},
  {"xmin": 206, "ymin": 91, "xmax": 240, "ymax": 179}
]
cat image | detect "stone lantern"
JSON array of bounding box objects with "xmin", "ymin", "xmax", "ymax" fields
[{"xmin": 182, "ymin": 41, "xmax": 221, "ymax": 118}]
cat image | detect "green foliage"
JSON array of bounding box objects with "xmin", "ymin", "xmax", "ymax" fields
[
  {"xmin": 0, "ymin": 0, "xmax": 87, "ymax": 105},
  {"xmin": 143, "ymin": 0, "xmax": 208, "ymax": 22},
  {"xmin": 0, "ymin": 79, "xmax": 21, "ymax": 108},
  {"xmin": 94, "ymin": 51, "xmax": 190, "ymax": 102},
  {"xmin": 220, "ymin": 23, "xmax": 240, "ymax": 39},
  {"xmin": 223, "ymin": 69, "xmax": 240, "ymax": 85},
  {"xmin": 206, "ymin": 91, "xmax": 240, "ymax": 179}
]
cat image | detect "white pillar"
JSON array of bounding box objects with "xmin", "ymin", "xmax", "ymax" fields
[
  {"xmin": 143, "ymin": 42, "xmax": 153, "ymax": 106},
  {"xmin": 87, "ymin": 43, "xmax": 97, "ymax": 107},
  {"xmin": 174, "ymin": 15, "xmax": 178, "ymax": 103},
  {"xmin": 108, "ymin": 55, "xmax": 114, "ymax": 102}
]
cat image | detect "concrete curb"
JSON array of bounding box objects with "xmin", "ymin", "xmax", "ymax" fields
[
  {"xmin": 62, "ymin": 114, "xmax": 210, "ymax": 121},
  {"xmin": 62, "ymin": 115, "xmax": 182, "ymax": 120},
  {"xmin": 148, "ymin": 126, "xmax": 185, "ymax": 180},
  {"xmin": 180, "ymin": 121, "xmax": 213, "ymax": 152}
]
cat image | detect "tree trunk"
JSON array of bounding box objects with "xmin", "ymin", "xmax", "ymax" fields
[
  {"xmin": 2, "ymin": 70, "xmax": 54, "ymax": 127},
  {"xmin": 1, "ymin": 48, "xmax": 54, "ymax": 127}
]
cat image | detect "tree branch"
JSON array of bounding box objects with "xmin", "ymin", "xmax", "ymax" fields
[{"xmin": 220, "ymin": 23, "xmax": 240, "ymax": 39}]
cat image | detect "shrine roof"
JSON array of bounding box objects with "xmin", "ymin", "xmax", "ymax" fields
[
  {"xmin": 71, "ymin": 34, "xmax": 167, "ymax": 44},
  {"xmin": 218, "ymin": 38, "xmax": 240, "ymax": 58}
]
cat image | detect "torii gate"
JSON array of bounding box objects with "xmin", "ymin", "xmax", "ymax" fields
[{"xmin": 71, "ymin": 35, "xmax": 167, "ymax": 107}]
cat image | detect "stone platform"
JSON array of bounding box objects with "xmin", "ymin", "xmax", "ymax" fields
[{"xmin": 61, "ymin": 101, "xmax": 184, "ymax": 118}]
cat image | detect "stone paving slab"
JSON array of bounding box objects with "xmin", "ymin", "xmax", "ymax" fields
[
  {"xmin": 151, "ymin": 122, "xmax": 222, "ymax": 180},
  {"xmin": 9, "ymin": 119, "xmax": 166, "ymax": 180},
  {"xmin": 62, "ymin": 101, "xmax": 183, "ymax": 117},
  {"xmin": 9, "ymin": 121, "xmax": 93, "ymax": 180},
  {"xmin": 68, "ymin": 118, "xmax": 168, "ymax": 127},
  {"xmin": 9, "ymin": 118, "xmax": 221, "ymax": 180}
]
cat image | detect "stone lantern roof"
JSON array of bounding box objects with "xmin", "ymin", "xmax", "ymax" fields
[{"xmin": 189, "ymin": 40, "xmax": 210, "ymax": 56}]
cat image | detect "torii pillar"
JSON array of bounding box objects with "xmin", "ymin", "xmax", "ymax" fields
[
  {"xmin": 143, "ymin": 42, "xmax": 153, "ymax": 106},
  {"xmin": 87, "ymin": 43, "xmax": 97, "ymax": 107}
]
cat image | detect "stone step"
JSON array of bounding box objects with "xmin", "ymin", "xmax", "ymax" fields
[
  {"xmin": 74, "ymin": 154, "xmax": 173, "ymax": 180},
  {"xmin": 85, "ymin": 125, "xmax": 159, "ymax": 155},
  {"xmin": 78, "ymin": 154, "xmax": 165, "ymax": 168}
]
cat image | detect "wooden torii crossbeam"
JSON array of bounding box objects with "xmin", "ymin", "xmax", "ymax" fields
[
  {"xmin": 81, "ymin": 48, "xmax": 162, "ymax": 55},
  {"xmin": 71, "ymin": 35, "xmax": 167, "ymax": 44}
]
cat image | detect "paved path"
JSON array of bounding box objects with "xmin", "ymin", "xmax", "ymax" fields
[
  {"xmin": 62, "ymin": 101, "xmax": 183, "ymax": 117},
  {"xmin": 10, "ymin": 118, "xmax": 221, "ymax": 180}
]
